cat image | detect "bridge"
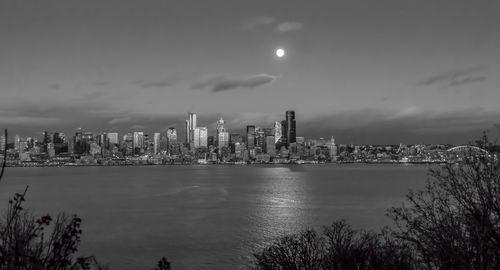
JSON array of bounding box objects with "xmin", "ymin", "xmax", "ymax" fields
[{"xmin": 447, "ymin": 145, "xmax": 489, "ymax": 154}]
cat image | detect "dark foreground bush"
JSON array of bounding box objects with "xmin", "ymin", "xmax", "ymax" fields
[
  {"xmin": 389, "ymin": 152, "xmax": 500, "ymax": 269},
  {"xmin": 0, "ymin": 187, "xmax": 107, "ymax": 270},
  {"xmin": 253, "ymin": 220, "xmax": 416, "ymax": 270}
]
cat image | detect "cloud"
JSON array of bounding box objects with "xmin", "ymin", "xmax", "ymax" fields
[
  {"xmin": 192, "ymin": 74, "xmax": 277, "ymax": 92},
  {"xmin": 274, "ymin": 22, "xmax": 305, "ymax": 33},
  {"xmin": 50, "ymin": 83, "xmax": 61, "ymax": 90},
  {"xmin": 448, "ymin": 76, "xmax": 487, "ymax": 87},
  {"xmin": 417, "ymin": 66, "xmax": 487, "ymax": 87},
  {"xmin": 108, "ymin": 116, "xmax": 133, "ymax": 125},
  {"xmin": 241, "ymin": 16, "xmax": 276, "ymax": 30},
  {"xmin": 136, "ymin": 78, "xmax": 178, "ymax": 89}
]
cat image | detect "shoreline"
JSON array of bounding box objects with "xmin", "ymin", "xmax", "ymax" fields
[{"xmin": 3, "ymin": 161, "xmax": 443, "ymax": 168}]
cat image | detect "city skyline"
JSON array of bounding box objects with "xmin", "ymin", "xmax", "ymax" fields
[{"xmin": 1, "ymin": 0, "xmax": 499, "ymax": 144}]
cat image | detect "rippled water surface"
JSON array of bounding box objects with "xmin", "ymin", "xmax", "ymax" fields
[{"xmin": 0, "ymin": 164, "xmax": 428, "ymax": 269}]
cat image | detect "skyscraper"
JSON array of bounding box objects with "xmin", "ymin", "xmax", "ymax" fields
[
  {"xmin": 167, "ymin": 127, "xmax": 177, "ymax": 144},
  {"xmin": 14, "ymin": 135, "xmax": 21, "ymax": 153},
  {"xmin": 246, "ymin": 125, "xmax": 255, "ymax": 149},
  {"xmin": 153, "ymin": 132, "xmax": 161, "ymax": 154},
  {"xmin": 193, "ymin": 127, "xmax": 208, "ymax": 148},
  {"xmin": 0, "ymin": 135, "xmax": 5, "ymax": 152},
  {"xmin": 216, "ymin": 117, "xmax": 229, "ymax": 149},
  {"xmin": 274, "ymin": 121, "xmax": 282, "ymax": 143},
  {"xmin": 286, "ymin": 110, "xmax": 296, "ymax": 146},
  {"xmin": 280, "ymin": 120, "xmax": 288, "ymax": 147},
  {"xmin": 107, "ymin": 132, "xmax": 119, "ymax": 145},
  {"xmin": 266, "ymin": 136, "xmax": 276, "ymax": 156},
  {"xmin": 186, "ymin": 112, "xmax": 197, "ymax": 147},
  {"xmin": 133, "ymin": 132, "xmax": 144, "ymax": 154}
]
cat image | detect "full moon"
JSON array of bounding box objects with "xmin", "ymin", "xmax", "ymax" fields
[{"xmin": 276, "ymin": 48, "xmax": 285, "ymax": 58}]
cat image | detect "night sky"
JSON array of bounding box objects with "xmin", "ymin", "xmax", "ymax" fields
[{"xmin": 1, "ymin": 0, "xmax": 499, "ymax": 144}]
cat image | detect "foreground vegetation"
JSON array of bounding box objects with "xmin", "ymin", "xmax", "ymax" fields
[{"xmin": 2, "ymin": 128, "xmax": 500, "ymax": 269}]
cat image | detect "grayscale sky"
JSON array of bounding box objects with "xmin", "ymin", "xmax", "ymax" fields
[{"xmin": 1, "ymin": 0, "xmax": 499, "ymax": 144}]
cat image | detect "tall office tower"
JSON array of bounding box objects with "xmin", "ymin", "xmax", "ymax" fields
[
  {"xmin": 185, "ymin": 120, "xmax": 190, "ymax": 145},
  {"xmin": 186, "ymin": 112, "xmax": 197, "ymax": 146},
  {"xmin": 246, "ymin": 125, "xmax": 255, "ymax": 149},
  {"xmin": 266, "ymin": 136, "xmax": 276, "ymax": 156},
  {"xmin": 216, "ymin": 117, "xmax": 229, "ymax": 148},
  {"xmin": 328, "ymin": 136, "xmax": 338, "ymax": 158},
  {"xmin": 123, "ymin": 133, "xmax": 134, "ymax": 155},
  {"xmin": 193, "ymin": 127, "xmax": 208, "ymax": 148},
  {"xmin": 207, "ymin": 136, "xmax": 215, "ymax": 147},
  {"xmin": 167, "ymin": 127, "xmax": 177, "ymax": 143},
  {"xmin": 153, "ymin": 132, "xmax": 161, "ymax": 154},
  {"xmin": 53, "ymin": 133, "xmax": 64, "ymax": 144},
  {"xmin": 68, "ymin": 139, "xmax": 74, "ymax": 155},
  {"xmin": 14, "ymin": 135, "xmax": 21, "ymax": 153},
  {"xmin": 97, "ymin": 133, "xmax": 108, "ymax": 148},
  {"xmin": 42, "ymin": 131, "xmax": 53, "ymax": 153},
  {"xmin": 274, "ymin": 121, "xmax": 282, "ymax": 143},
  {"xmin": 255, "ymin": 128, "xmax": 266, "ymax": 149},
  {"xmin": 26, "ymin": 137, "xmax": 34, "ymax": 149},
  {"xmin": 280, "ymin": 120, "xmax": 288, "ymax": 146},
  {"xmin": 0, "ymin": 135, "xmax": 4, "ymax": 152},
  {"xmin": 107, "ymin": 132, "xmax": 119, "ymax": 145},
  {"xmin": 218, "ymin": 131, "xmax": 230, "ymax": 149},
  {"xmin": 133, "ymin": 132, "xmax": 144, "ymax": 153},
  {"xmin": 286, "ymin": 110, "xmax": 296, "ymax": 146},
  {"xmin": 229, "ymin": 134, "xmax": 243, "ymax": 153}
]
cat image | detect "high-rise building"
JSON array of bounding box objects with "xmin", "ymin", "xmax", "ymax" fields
[
  {"xmin": 286, "ymin": 110, "xmax": 296, "ymax": 146},
  {"xmin": 246, "ymin": 125, "xmax": 255, "ymax": 149},
  {"xmin": 133, "ymin": 132, "xmax": 144, "ymax": 154},
  {"xmin": 255, "ymin": 128, "xmax": 266, "ymax": 149},
  {"xmin": 193, "ymin": 127, "xmax": 208, "ymax": 148},
  {"xmin": 186, "ymin": 112, "xmax": 197, "ymax": 146},
  {"xmin": 107, "ymin": 132, "xmax": 119, "ymax": 145},
  {"xmin": 0, "ymin": 135, "xmax": 5, "ymax": 152},
  {"xmin": 274, "ymin": 121, "xmax": 282, "ymax": 143},
  {"xmin": 280, "ymin": 120, "xmax": 288, "ymax": 146},
  {"xmin": 218, "ymin": 131, "xmax": 230, "ymax": 149},
  {"xmin": 42, "ymin": 131, "xmax": 53, "ymax": 153},
  {"xmin": 153, "ymin": 132, "xmax": 161, "ymax": 154},
  {"xmin": 123, "ymin": 133, "xmax": 134, "ymax": 155},
  {"xmin": 53, "ymin": 133, "xmax": 66, "ymax": 144},
  {"xmin": 166, "ymin": 128, "xmax": 177, "ymax": 143},
  {"xmin": 266, "ymin": 136, "xmax": 276, "ymax": 156},
  {"xmin": 216, "ymin": 117, "xmax": 229, "ymax": 149},
  {"xmin": 328, "ymin": 136, "xmax": 338, "ymax": 158},
  {"xmin": 14, "ymin": 135, "xmax": 21, "ymax": 153}
]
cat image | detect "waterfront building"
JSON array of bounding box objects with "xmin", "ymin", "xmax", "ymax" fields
[
  {"xmin": 216, "ymin": 117, "xmax": 229, "ymax": 149},
  {"xmin": 133, "ymin": 132, "xmax": 144, "ymax": 154},
  {"xmin": 186, "ymin": 112, "xmax": 197, "ymax": 147},
  {"xmin": 207, "ymin": 136, "xmax": 215, "ymax": 147},
  {"xmin": 266, "ymin": 136, "xmax": 276, "ymax": 156},
  {"xmin": 218, "ymin": 131, "xmax": 230, "ymax": 149},
  {"xmin": 167, "ymin": 128, "xmax": 177, "ymax": 143},
  {"xmin": 107, "ymin": 132, "xmax": 119, "ymax": 145},
  {"xmin": 153, "ymin": 132, "xmax": 161, "ymax": 154},
  {"xmin": 193, "ymin": 127, "xmax": 208, "ymax": 148},
  {"xmin": 255, "ymin": 128, "xmax": 266, "ymax": 149},
  {"xmin": 246, "ymin": 125, "xmax": 255, "ymax": 149},
  {"xmin": 274, "ymin": 121, "xmax": 282, "ymax": 144},
  {"xmin": 286, "ymin": 110, "xmax": 296, "ymax": 146},
  {"xmin": 14, "ymin": 135, "xmax": 21, "ymax": 153},
  {"xmin": 0, "ymin": 135, "xmax": 5, "ymax": 152},
  {"xmin": 280, "ymin": 120, "xmax": 287, "ymax": 147}
]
